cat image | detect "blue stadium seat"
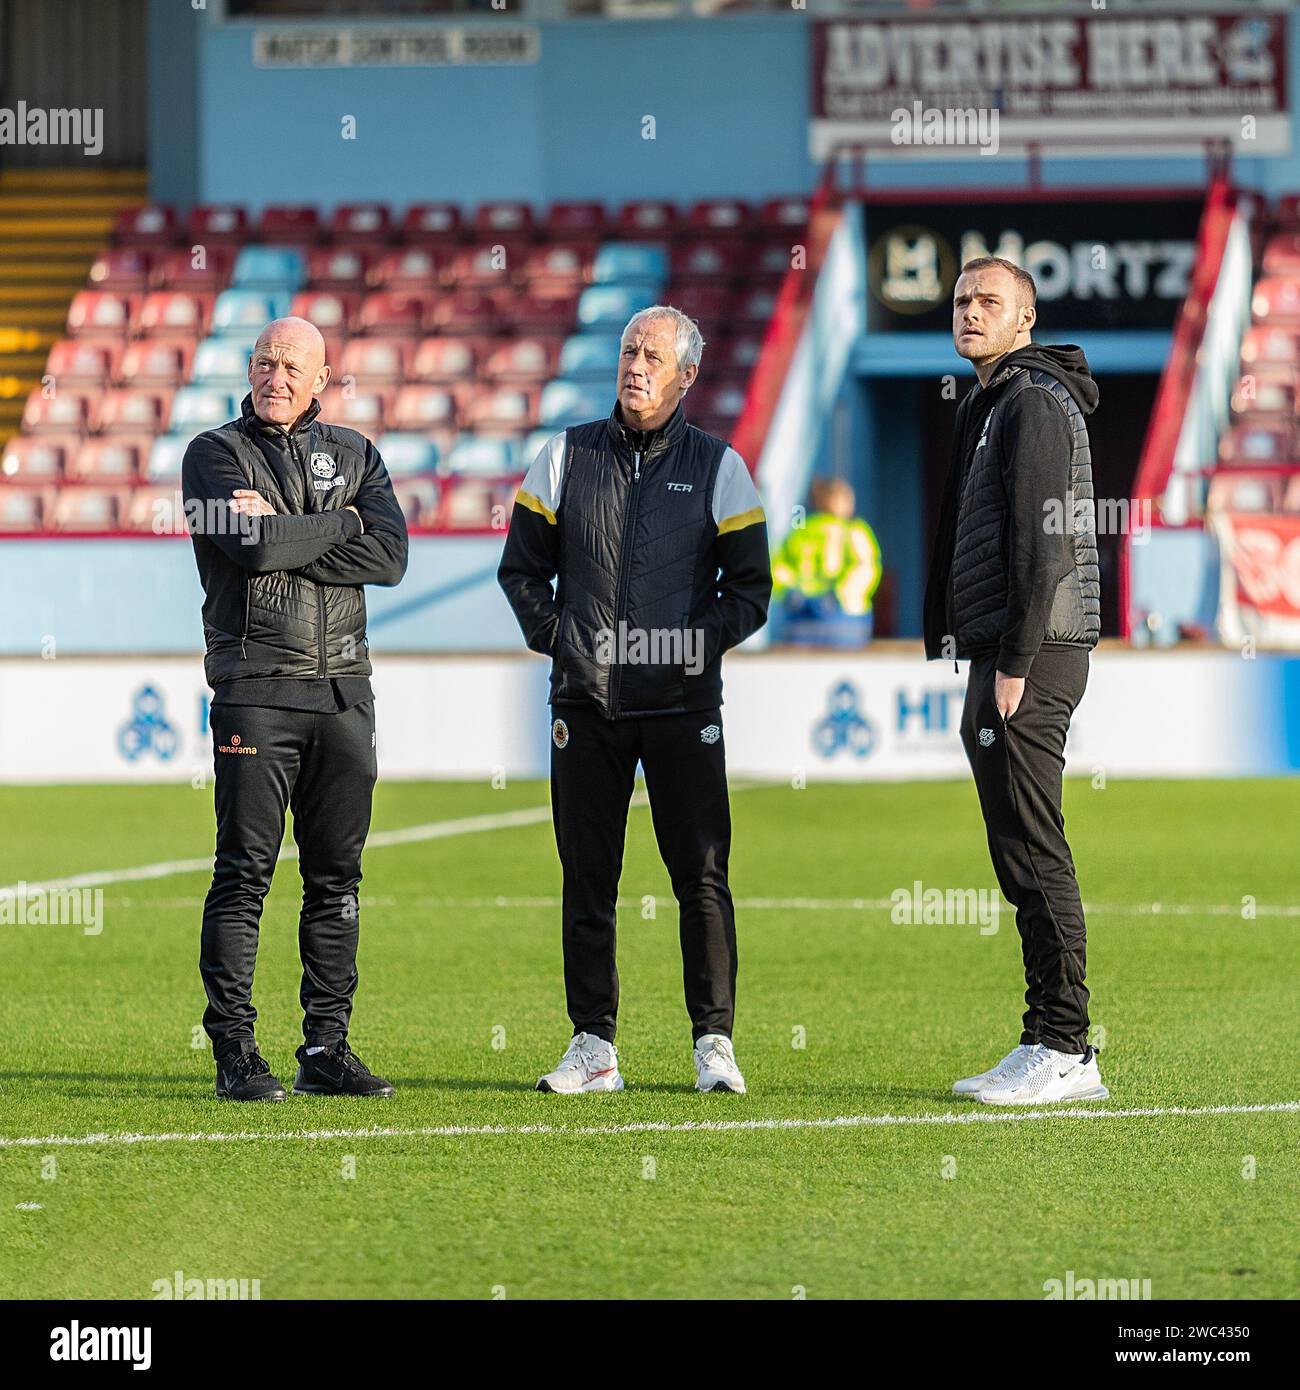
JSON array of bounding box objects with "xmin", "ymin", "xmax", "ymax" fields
[
  {"xmin": 170, "ymin": 386, "xmax": 239, "ymax": 433},
  {"xmin": 559, "ymin": 333, "xmax": 621, "ymax": 381},
  {"xmin": 577, "ymin": 285, "xmax": 659, "ymax": 331},
  {"xmin": 540, "ymin": 379, "xmax": 607, "ymax": 428},
  {"xmin": 212, "ymin": 290, "xmax": 289, "ymax": 338},
  {"xmin": 521, "ymin": 427, "xmax": 560, "ymax": 465},
  {"xmin": 376, "ymin": 432, "xmax": 440, "ymax": 476},
  {"xmin": 442, "ymin": 435, "xmax": 520, "ymax": 476},
  {"xmin": 592, "ymin": 243, "xmax": 668, "ymax": 287},
  {"xmin": 191, "ymin": 338, "xmax": 253, "ymax": 388},
  {"xmin": 146, "ymin": 435, "xmax": 191, "ymax": 480},
  {"xmin": 232, "ymin": 245, "xmax": 307, "ymax": 291}
]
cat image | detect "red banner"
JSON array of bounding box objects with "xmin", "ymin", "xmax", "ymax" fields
[{"xmin": 1211, "ymin": 511, "xmax": 1300, "ymax": 648}]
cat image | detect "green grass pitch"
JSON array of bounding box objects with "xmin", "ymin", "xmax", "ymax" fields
[{"xmin": 1, "ymin": 775, "xmax": 1297, "ymax": 1300}]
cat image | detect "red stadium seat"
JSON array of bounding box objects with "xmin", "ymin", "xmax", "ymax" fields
[
  {"xmin": 391, "ymin": 476, "xmax": 440, "ymax": 527},
  {"xmin": 663, "ymin": 285, "xmax": 733, "ymax": 334},
  {"xmin": 671, "ymin": 238, "xmax": 749, "ymax": 286},
  {"xmin": 481, "ymin": 336, "xmax": 561, "ymax": 384},
  {"xmin": 617, "ymin": 200, "xmax": 680, "ymax": 238},
  {"xmin": 371, "ymin": 247, "xmax": 452, "ymax": 291},
  {"xmin": 758, "ymin": 196, "xmax": 811, "ymax": 233},
  {"xmin": 152, "ymin": 247, "xmax": 234, "ymax": 293},
  {"xmin": 136, "ymin": 291, "xmax": 211, "ymax": 340},
  {"xmin": 1231, "ymin": 366, "xmax": 1296, "ymax": 417},
  {"xmin": 1285, "ymin": 476, "xmax": 1300, "ymax": 513},
  {"xmin": 329, "ymin": 203, "xmax": 393, "ymax": 245},
  {"xmin": 439, "ymin": 476, "xmax": 519, "ymax": 531},
  {"xmin": 118, "ymin": 338, "xmax": 194, "ymax": 389},
  {"xmin": 1240, "ymin": 325, "xmax": 1300, "ymax": 366},
  {"xmin": 410, "ymin": 335, "xmax": 480, "ymax": 384},
  {"xmin": 99, "ymin": 387, "xmax": 172, "ymax": 435},
  {"xmin": 714, "ymin": 332, "xmax": 765, "ymax": 375},
  {"xmin": 1206, "ymin": 471, "xmax": 1284, "ymax": 515},
  {"xmin": 688, "ymin": 200, "xmax": 752, "ymax": 236},
  {"xmin": 691, "ymin": 380, "xmax": 748, "ymax": 424},
  {"xmin": 401, "ymin": 203, "xmax": 463, "ymax": 244},
  {"xmin": 52, "ymin": 486, "xmax": 130, "ymax": 531},
  {"xmin": 113, "ymin": 206, "xmax": 178, "ymax": 247},
  {"xmin": 1218, "ymin": 421, "xmax": 1297, "ymax": 466},
  {"xmin": 1261, "ymin": 232, "xmax": 1300, "ymax": 277},
  {"xmin": 44, "ymin": 339, "xmax": 120, "ymax": 388},
  {"xmin": 1, "ymin": 436, "xmax": 72, "ymax": 482},
  {"xmin": 357, "ymin": 291, "xmax": 433, "ymax": 336},
  {"xmin": 88, "ymin": 247, "xmax": 154, "ymax": 293},
  {"xmin": 461, "ymin": 385, "xmax": 539, "ymax": 435},
  {"xmin": 22, "ymin": 388, "xmax": 97, "ymax": 436},
  {"xmin": 316, "ymin": 386, "xmax": 388, "ymax": 435},
  {"xmin": 290, "ymin": 290, "xmax": 360, "ymax": 336},
  {"xmin": 0, "ymin": 486, "xmax": 54, "ymax": 532},
  {"xmin": 69, "ymin": 436, "xmax": 149, "ymax": 482},
  {"xmin": 500, "ymin": 291, "xmax": 578, "ymax": 335},
  {"xmin": 522, "ymin": 243, "xmax": 591, "ymax": 291},
  {"xmin": 544, "ymin": 202, "xmax": 607, "ymax": 240},
  {"xmin": 472, "ymin": 201, "xmax": 534, "ymax": 238},
  {"xmin": 732, "ymin": 283, "xmax": 779, "ymax": 328},
  {"xmin": 429, "ymin": 289, "xmax": 500, "ymax": 336},
  {"xmin": 67, "ymin": 290, "xmax": 137, "ymax": 339},
  {"xmin": 337, "ymin": 336, "xmax": 411, "ymax": 386},
  {"xmin": 752, "ymin": 238, "xmax": 798, "ymax": 281},
  {"xmin": 390, "ymin": 384, "xmax": 457, "ymax": 433},
  {"xmin": 448, "ymin": 241, "xmax": 530, "ymax": 288},
  {"xmin": 258, "ymin": 205, "xmax": 321, "ymax": 245},
  {"xmin": 186, "ymin": 204, "xmax": 250, "ymax": 248},
  {"xmin": 307, "ymin": 246, "xmax": 373, "ymax": 294},
  {"xmin": 1251, "ymin": 276, "xmax": 1300, "ymax": 325}
]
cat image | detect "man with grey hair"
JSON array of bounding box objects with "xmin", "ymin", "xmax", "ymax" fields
[
  {"xmin": 499, "ymin": 305, "xmax": 771, "ymax": 1095},
  {"xmin": 182, "ymin": 317, "xmax": 408, "ymax": 1103}
]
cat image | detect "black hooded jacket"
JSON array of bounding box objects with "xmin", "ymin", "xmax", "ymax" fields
[
  {"xmin": 923, "ymin": 343, "xmax": 1101, "ymax": 676},
  {"xmin": 181, "ymin": 395, "xmax": 408, "ymax": 692}
]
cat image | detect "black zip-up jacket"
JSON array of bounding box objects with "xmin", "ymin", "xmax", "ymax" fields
[
  {"xmin": 923, "ymin": 343, "xmax": 1101, "ymax": 677},
  {"xmin": 498, "ymin": 402, "xmax": 771, "ymax": 719},
  {"xmin": 181, "ymin": 395, "xmax": 408, "ymax": 689}
]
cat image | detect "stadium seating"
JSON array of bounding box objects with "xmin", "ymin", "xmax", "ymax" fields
[{"xmin": 1, "ymin": 196, "xmax": 791, "ymax": 531}]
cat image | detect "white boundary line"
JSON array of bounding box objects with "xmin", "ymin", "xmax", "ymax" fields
[{"xmin": 3, "ymin": 1100, "xmax": 1297, "ymax": 1151}]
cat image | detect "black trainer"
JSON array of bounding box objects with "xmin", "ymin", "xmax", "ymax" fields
[
  {"xmin": 293, "ymin": 1041, "xmax": 395, "ymax": 1098},
  {"xmin": 215, "ymin": 1046, "xmax": 287, "ymax": 1103}
]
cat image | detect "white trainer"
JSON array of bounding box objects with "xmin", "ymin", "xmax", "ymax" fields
[
  {"xmin": 694, "ymin": 1033, "xmax": 746, "ymax": 1094},
  {"xmin": 979, "ymin": 1044, "xmax": 1109, "ymax": 1106},
  {"xmin": 535, "ymin": 1032, "xmax": 624, "ymax": 1093},
  {"xmin": 952, "ymin": 1043, "xmax": 1035, "ymax": 1097}
]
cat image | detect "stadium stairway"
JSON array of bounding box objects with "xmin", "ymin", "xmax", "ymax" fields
[{"xmin": 0, "ymin": 167, "xmax": 147, "ymax": 447}]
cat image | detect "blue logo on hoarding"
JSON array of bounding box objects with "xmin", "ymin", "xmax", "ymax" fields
[
  {"xmin": 117, "ymin": 685, "xmax": 179, "ymax": 763},
  {"xmin": 814, "ymin": 680, "xmax": 876, "ymax": 759}
]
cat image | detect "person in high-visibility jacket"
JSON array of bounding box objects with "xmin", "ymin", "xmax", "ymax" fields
[{"xmin": 772, "ymin": 477, "xmax": 881, "ymax": 645}]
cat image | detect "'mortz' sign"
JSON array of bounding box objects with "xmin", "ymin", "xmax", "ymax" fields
[
  {"xmin": 811, "ymin": 11, "xmax": 1289, "ymax": 159},
  {"xmin": 865, "ymin": 199, "xmax": 1201, "ymax": 332}
]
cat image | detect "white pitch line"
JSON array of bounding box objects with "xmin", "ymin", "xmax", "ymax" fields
[
  {"xmin": 3, "ymin": 1100, "xmax": 1297, "ymax": 1151},
  {"xmin": 0, "ymin": 800, "xmax": 584, "ymax": 897}
]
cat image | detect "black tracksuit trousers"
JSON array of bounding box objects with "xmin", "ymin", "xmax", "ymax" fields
[
  {"xmin": 549, "ymin": 702, "xmax": 736, "ymax": 1045},
  {"xmin": 199, "ymin": 701, "xmax": 377, "ymax": 1057},
  {"xmin": 960, "ymin": 648, "xmax": 1091, "ymax": 1055}
]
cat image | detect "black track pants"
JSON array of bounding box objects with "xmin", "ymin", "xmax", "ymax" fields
[
  {"xmin": 200, "ymin": 701, "xmax": 377, "ymax": 1056},
  {"xmin": 549, "ymin": 703, "xmax": 736, "ymax": 1045},
  {"xmin": 959, "ymin": 649, "xmax": 1091, "ymax": 1055}
]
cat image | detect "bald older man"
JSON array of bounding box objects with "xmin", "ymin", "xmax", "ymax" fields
[{"xmin": 181, "ymin": 318, "xmax": 408, "ymax": 1102}]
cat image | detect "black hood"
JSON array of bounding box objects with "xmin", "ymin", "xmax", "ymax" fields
[{"xmin": 991, "ymin": 343, "xmax": 1099, "ymax": 415}]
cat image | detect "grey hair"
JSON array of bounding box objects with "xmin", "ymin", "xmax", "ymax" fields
[{"xmin": 621, "ymin": 305, "xmax": 705, "ymax": 371}]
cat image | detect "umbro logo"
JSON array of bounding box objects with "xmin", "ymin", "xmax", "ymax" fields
[
  {"xmin": 978, "ymin": 727, "xmax": 995, "ymax": 747},
  {"xmin": 700, "ymin": 724, "xmax": 721, "ymax": 745}
]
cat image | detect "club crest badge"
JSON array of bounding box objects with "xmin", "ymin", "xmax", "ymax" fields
[
  {"xmin": 310, "ymin": 452, "xmax": 337, "ymax": 479},
  {"xmin": 552, "ymin": 718, "xmax": 569, "ymax": 750}
]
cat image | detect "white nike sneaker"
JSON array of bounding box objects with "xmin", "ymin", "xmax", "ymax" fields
[
  {"xmin": 535, "ymin": 1032, "xmax": 624, "ymax": 1094},
  {"xmin": 979, "ymin": 1044, "xmax": 1109, "ymax": 1106},
  {"xmin": 952, "ymin": 1043, "xmax": 1035, "ymax": 1097},
  {"xmin": 693, "ymin": 1033, "xmax": 746, "ymax": 1094}
]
